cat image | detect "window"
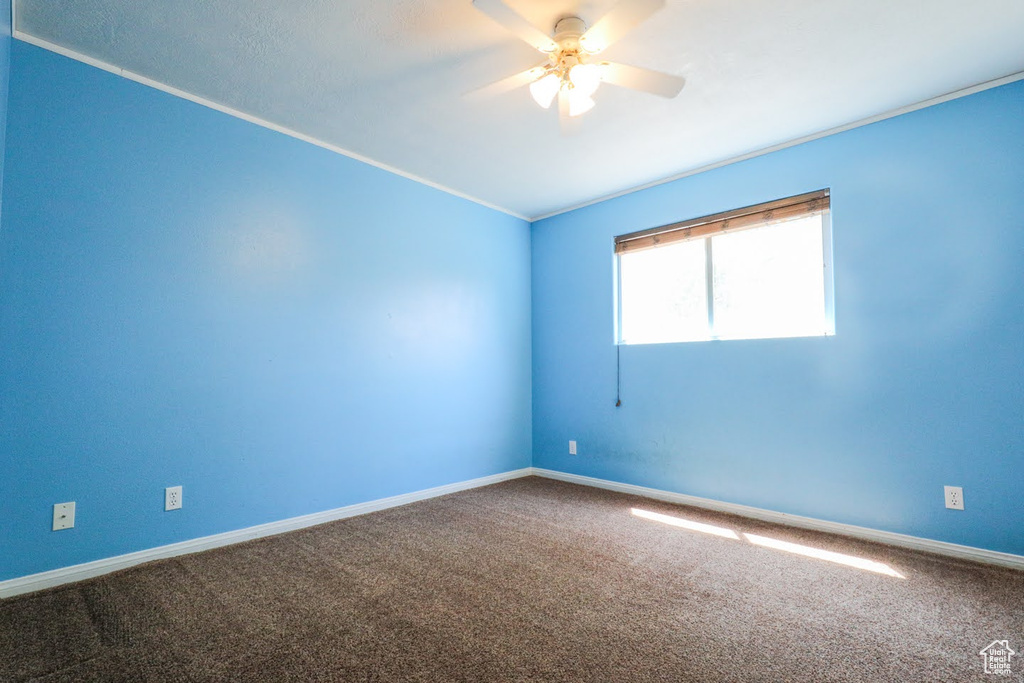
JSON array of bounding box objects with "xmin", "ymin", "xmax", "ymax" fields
[{"xmin": 615, "ymin": 190, "xmax": 834, "ymax": 344}]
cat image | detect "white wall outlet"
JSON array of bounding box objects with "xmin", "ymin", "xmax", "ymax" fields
[
  {"xmin": 944, "ymin": 485, "xmax": 964, "ymax": 510},
  {"xmin": 52, "ymin": 502, "xmax": 76, "ymax": 531},
  {"xmin": 165, "ymin": 485, "xmax": 183, "ymax": 511},
  {"xmin": 569, "ymin": 440, "xmax": 577, "ymax": 455}
]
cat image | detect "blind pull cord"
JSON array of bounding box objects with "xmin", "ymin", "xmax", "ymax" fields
[{"xmin": 615, "ymin": 344, "xmax": 622, "ymax": 407}]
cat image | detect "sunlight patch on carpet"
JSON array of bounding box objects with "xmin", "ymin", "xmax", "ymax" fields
[
  {"xmin": 744, "ymin": 533, "xmax": 906, "ymax": 578},
  {"xmin": 629, "ymin": 507, "xmax": 905, "ymax": 578},
  {"xmin": 631, "ymin": 508, "xmax": 740, "ymax": 539}
]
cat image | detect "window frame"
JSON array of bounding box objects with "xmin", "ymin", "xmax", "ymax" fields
[{"xmin": 613, "ymin": 190, "xmax": 835, "ymax": 345}]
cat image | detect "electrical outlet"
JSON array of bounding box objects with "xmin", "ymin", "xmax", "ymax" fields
[
  {"xmin": 569, "ymin": 440, "xmax": 577, "ymax": 455},
  {"xmin": 165, "ymin": 485, "xmax": 183, "ymax": 511},
  {"xmin": 944, "ymin": 486, "xmax": 964, "ymax": 510},
  {"xmin": 52, "ymin": 502, "xmax": 76, "ymax": 531}
]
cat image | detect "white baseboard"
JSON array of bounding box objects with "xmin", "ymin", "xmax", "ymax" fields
[
  {"xmin": 0, "ymin": 468, "xmax": 532, "ymax": 599},
  {"xmin": 530, "ymin": 468, "xmax": 1024, "ymax": 571},
  {"xmin": 6, "ymin": 466, "xmax": 1018, "ymax": 599}
]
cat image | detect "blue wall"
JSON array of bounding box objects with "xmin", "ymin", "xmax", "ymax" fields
[
  {"xmin": 532, "ymin": 80, "xmax": 1024, "ymax": 555},
  {"xmin": 2, "ymin": 37, "xmax": 1022, "ymax": 584},
  {"xmin": 0, "ymin": 3, "xmax": 11, "ymax": 210},
  {"xmin": 0, "ymin": 43, "xmax": 532, "ymax": 581}
]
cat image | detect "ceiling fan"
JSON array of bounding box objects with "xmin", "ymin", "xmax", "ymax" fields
[{"xmin": 470, "ymin": 0, "xmax": 685, "ymax": 129}]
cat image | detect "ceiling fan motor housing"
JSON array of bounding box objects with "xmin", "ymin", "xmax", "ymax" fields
[
  {"xmin": 549, "ymin": 16, "xmax": 592, "ymax": 84},
  {"xmin": 553, "ymin": 16, "xmax": 587, "ymax": 50}
]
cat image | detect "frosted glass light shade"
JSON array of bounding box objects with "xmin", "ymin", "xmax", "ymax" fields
[
  {"xmin": 567, "ymin": 90, "xmax": 595, "ymax": 117},
  {"xmin": 529, "ymin": 73, "xmax": 560, "ymax": 109},
  {"xmin": 569, "ymin": 63, "xmax": 601, "ymax": 97}
]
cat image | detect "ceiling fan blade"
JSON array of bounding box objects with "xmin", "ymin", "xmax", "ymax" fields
[
  {"xmin": 465, "ymin": 62, "xmax": 549, "ymax": 99},
  {"xmin": 599, "ymin": 62, "xmax": 685, "ymax": 98},
  {"xmin": 558, "ymin": 89, "xmax": 581, "ymax": 136},
  {"xmin": 579, "ymin": 0, "xmax": 665, "ymax": 54},
  {"xmin": 472, "ymin": 0, "xmax": 558, "ymax": 53}
]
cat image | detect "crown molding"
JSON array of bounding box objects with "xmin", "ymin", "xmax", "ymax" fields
[
  {"xmin": 530, "ymin": 70, "xmax": 1024, "ymax": 222},
  {"xmin": 10, "ymin": 26, "xmax": 529, "ymax": 222}
]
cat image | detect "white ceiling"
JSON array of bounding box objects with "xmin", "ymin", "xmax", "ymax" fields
[{"xmin": 15, "ymin": 0, "xmax": 1024, "ymax": 219}]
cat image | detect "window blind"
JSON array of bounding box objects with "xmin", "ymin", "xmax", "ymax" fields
[{"xmin": 614, "ymin": 189, "xmax": 830, "ymax": 255}]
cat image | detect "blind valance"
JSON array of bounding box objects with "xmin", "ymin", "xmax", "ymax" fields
[{"xmin": 614, "ymin": 189, "xmax": 830, "ymax": 255}]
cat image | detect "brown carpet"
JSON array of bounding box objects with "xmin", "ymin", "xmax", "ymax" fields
[{"xmin": 2, "ymin": 476, "xmax": 1022, "ymax": 682}]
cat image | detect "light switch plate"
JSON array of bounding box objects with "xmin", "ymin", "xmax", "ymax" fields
[{"xmin": 53, "ymin": 502, "xmax": 76, "ymax": 531}]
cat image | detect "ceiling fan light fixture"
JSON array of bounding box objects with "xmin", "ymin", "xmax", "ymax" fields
[
  {"xmin": 569, "ymin": 63, "xmax": 602, "ymax": 97},
  {"xmin": 471, "ymin": 0, "xmax": 684, "ymax": 128},
  {"xmin": 529, "ymin": 72, "xmax": 561, "ymax": 109},
  {"xmin": 567, "ymin": 90, "xmax": 596, "ymax": 117}
]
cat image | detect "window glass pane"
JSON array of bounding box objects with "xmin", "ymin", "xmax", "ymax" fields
[
  {"xmin": 711, "ymin": 215, "xmax": 826, "ymax": 340},
  {"xmin": 619, "ymin": 240, "xmax": 708, "ymax": 344}
]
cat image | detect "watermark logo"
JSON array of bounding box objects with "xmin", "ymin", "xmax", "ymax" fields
[{"xmin": 980, "ymin": 640, "xmax": 1015, "ymax": 676}]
